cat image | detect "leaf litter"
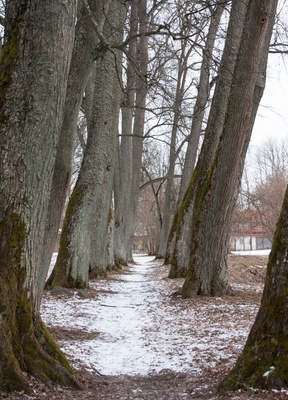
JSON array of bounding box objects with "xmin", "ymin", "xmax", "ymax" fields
[{"xmin": 2, "ymin": 252, "xmax": 288, "ymax": 399}]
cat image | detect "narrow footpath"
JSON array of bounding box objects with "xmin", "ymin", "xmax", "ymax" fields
[
  {"xmin": 42, "ymin": 255, "xmax": 258, "ymax": 379},
  {"xmin": 3, "ymin": 254, "xmax": 284, "ymax": 399}
]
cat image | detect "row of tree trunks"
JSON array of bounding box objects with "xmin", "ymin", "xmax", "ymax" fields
[
  {"xmin": 47, "ymin": 1, "xmax": 126, "ymax": 288},
  {"xmin": 114, "ymin": 0, "xmax": 149, "ymax": 265},
  {"xmin": 37, "ymin": 0, "xmax": 111, "ymax": 309},
  {"xmin": 181, "ymin": 0, "xmax": 277, "ymax": 297},
  {"xmin": 165, "ymin": 3, "xmax": 225, "ymax": 266},
  {"xmin": 89, "ymin": 12, "xmax": 125, "ymax": 276},
  {"xmin": 0, "ymin": 0, "xmax": 79, "ymax": 392},
  {"xmin": 167, "ymin": 0, "xmax": 250, "ymax": 279},
  {"xmin": 156, "ymin": 38, "xmax": 192, "ymax": 259},
  {"xmin": 129, "ymin": 0, "xmax": 149, "ymax": 262},
  {"xmin": 114, "ymin": 1, "xmax": 138, "ymax": 266}
]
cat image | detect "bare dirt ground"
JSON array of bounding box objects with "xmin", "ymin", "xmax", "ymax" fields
[{"xmin": 2, "ymin": 254, "xmax": 288, "ymax": 400}]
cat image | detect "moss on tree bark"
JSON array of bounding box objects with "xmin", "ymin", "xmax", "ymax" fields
[
  {"xmin": 0, "ymin": 213, "xmax": 80, "ymax": 392},
  {"xmin": 179, "ymin": 0, "xmax": 277, "ymax": 298},
  {"xmin": 219, "ymin": 186, "xmax": 288, "ymax": 391},
  {"xmin": 0, "ymin": 0, "xmax": 80, "ymax": 391},
  {"xmin": 46, "ymin": 184, "xmax": 88, "ymax": 289}
]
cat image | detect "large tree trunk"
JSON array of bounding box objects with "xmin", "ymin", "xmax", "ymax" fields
[
  {"xmin": 220, "ymin": 184, "xmax": 288, "ymax": 391},
  {"xmin": 156, "ymin": 41, "xmax": 191, "ymax": 259},
  {"xmin": 89, "ymin": 194, "xmax": 114, "ymax": 277},
  {"xmin": 114, "ymin": 1, "xmax": 138, "ymax": 266},
  {"xmin": 40, "ymin": 1, "xmax": 111, "ymax": 306},
  {"xmin": 0, "ymin": 0, "xmax": 79, "ymax": 392},
  {"xmin": 165, "ymin": 4, "xmax": 224, "ymax": 265},
  {"xmin": 167, "ymin": 0, "xmax": 250, "ymax": 278},
  {"xmin": 128, "ymin": 0, "xmax": 149, "ymax": 260},
  {"xmin": 114, "ymin": 0, "xmax": 148, "ymax": 265},
  {"xmin": 89, "ymin": 67, "xmax": 122, "ymax": 277},
  {"xmin": 47, "ymin": 1, "xmax": 126, "ymax": 288},
  {"xmin": 181, "ymin": 0, "xmax": 277, "ymax": 297}
]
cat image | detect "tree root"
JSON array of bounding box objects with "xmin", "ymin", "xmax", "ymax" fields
[{"xmin": 0, "ymin": 313, "xmax": 81, "ymax": 393}]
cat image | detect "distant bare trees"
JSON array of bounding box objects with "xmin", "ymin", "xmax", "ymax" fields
[
  {"xmin": 1, "ymin": 0, "xmax": 288, "ymax": 394},
  {"xmin": 241, "ymin": 138, "xmax": 288, "ymax": 241},
  {"xmin": 135, "ymin": 186, "xmax": 161, "ymax": 255}
]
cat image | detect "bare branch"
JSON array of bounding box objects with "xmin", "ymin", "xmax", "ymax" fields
[
  {"xmin": 139, "ymin": 173, "xmax": 181, "ymax": 191},
  {"xmin": 82, "ymin": 0, "xmax": 110, "ymax": 47}
]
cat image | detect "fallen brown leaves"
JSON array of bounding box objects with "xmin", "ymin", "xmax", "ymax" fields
[{"xmin": 2, "ymin": 254, "xmax": 287, "ymax": 400}]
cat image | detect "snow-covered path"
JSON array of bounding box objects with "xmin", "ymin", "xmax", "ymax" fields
[{"xmin": 41, "ymin": 255, "xmax": 259, "ymax": 376}]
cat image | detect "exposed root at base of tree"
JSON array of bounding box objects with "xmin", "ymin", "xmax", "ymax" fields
[
  {"xmin": 181, "ymin": 277, "xmax": 234, "ymax": 298},
  {"xmin": 0, "ymin": 314, "xmax": 81, "ymax": 393}
]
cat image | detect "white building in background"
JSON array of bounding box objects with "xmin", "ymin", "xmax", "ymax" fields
[
  {"xmin": 230, "ymin": 210, "xmax": 272, "ymax": 251},
  {"xmin": 230, "ymin": 234, "xmax": 271, "ymax": 251}
]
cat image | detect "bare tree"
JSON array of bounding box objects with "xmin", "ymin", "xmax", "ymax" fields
[
  {"xmin": 0, "ymin": 0, "xmax": 79, "ymax": 391},
  {"xmin": 165, "ymin": 2, "xmax": 226, "ymax": 266},
  {"xmin": 156, "ymin": 34, "xmax": 194, "ymax": 259},
  {"xmin": 40, "ymin": 0, "xmax": 111, "ymax": 306},
  {"xmin": 134, "ymin": 186, "xmax": 161, "ymax": 255},
  {"xmin": 181, "ymin": 0, "xmax": 278, "ymax": 297},
  {"xmin": 47, "ymin": 1, "xmax": 126, "ymax": 288},
  {"xmin": 241, "ymin": 138, "xmax": 288, "ymax": 241},
  {"xmin": 114, "ymin": 0, "xmax": 149, "ymax": 265},
  {"xmin": 167, "ymin": 0, "xmax": 247, "ymax": 278}
]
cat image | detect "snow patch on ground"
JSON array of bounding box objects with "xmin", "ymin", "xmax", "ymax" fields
[
  {"xmin": 232, "ymin": 249, "xmax": 271, "ymax": 256},
  {"xmin": 41, "ymin": 255, "xmax": 259, "ymax": 377}
]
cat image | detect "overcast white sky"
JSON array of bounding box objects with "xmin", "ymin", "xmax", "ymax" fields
[{"xmin": 250, "ymin": 54, "xmax": 288, "ymax": 148}]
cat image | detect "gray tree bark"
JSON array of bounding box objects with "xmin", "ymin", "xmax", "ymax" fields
[
  {"xmin": 89, "ymin": 52, "xmax": 122, "ymax": 277},
  {"xmin": 41, "ymin": 0, "xmax": 111, "ymax": 301},
  {"xmin": 129, "ymin": 0, "xmax": 149, "ymax": 261},
  {"xmin": 48, "ymin": 0, "xmax": 126, "ymax": 288},
  {"xmin": 182, "ymin": 0, "xmax": 277, "ymax": 297},
  {"xmin": 167, "ymin": 0, "xmax": 249, "ymax": 278},
  {"xmin": 156, "ymin": 40, "xmax": 192, "ymax": 259},
  {"xmin": 178, "ymin": 4, "xmax": 226, "ymax": 204},
  {"xmin": 114, "ymin": 0, "xmax": 138, "ymax": 265},
  {"xmin": 0, "ymin": 0, "xmax": 79, "ymax": 392},
  {"xmin": 106, "ymin": 206, "xmax": 116, "ymax": 270},
  {"xmin": 165, "ymin": 3, "xmax": 225, "ymax": 266},
  {"xmin": 220, "ymin": 186, "xmax": 287, "ymax": 392},
  {"xmin": 114, "ymin": 0, "xmax": 148, "ymax": 265}
]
